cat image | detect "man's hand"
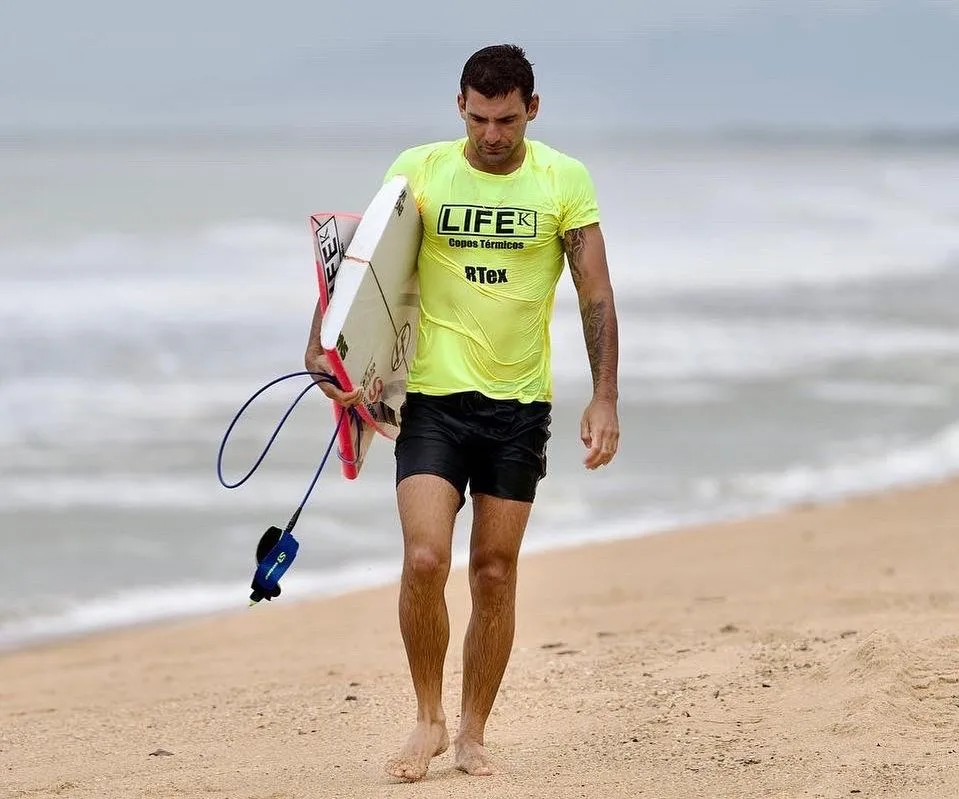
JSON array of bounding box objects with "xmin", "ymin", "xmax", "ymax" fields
[
  {"xmin": 305, "ymin": 349, "xmax": 364, "ymax": 407},
  {"xmin": 304, "ymin": 297, "xmax": 363, "ymax": 407},
  {"xmin": 581, "ymin": 396, "xmax": 619, "ymax": 469}
]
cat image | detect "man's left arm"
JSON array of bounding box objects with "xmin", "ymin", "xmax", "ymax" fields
[{"xmin": 563, "ymin": 222, "xmax": 620, "ymax": 469}]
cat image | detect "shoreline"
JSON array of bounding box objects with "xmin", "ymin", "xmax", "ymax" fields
[
  {"xmin": 3, "ymin": 476, "xmax": 959, "ymax": 797},
  {"xmin": 4, "ymin": 470, "xmax": 957, "ymax": 657}
]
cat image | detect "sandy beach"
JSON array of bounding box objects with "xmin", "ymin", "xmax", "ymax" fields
[{"xmin": 3, "ymin": 478, "xmax": 958, "ymax": 799}]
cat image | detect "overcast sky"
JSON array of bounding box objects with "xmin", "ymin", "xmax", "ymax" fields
[{"xmin": 2, "ymin": 0, "xmax": 958, "ymax": 131}]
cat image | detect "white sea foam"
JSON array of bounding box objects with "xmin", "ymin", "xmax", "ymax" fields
[{"xmin": 0, "ymin": 561, "xmax": 401, "ymax": 652}]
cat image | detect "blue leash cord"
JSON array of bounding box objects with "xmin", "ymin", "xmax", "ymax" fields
[{"xmin": 216, "ymin": 370, "xmax": 362, "ymax": 603}]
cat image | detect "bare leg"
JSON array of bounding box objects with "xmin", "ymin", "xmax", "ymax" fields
[
  {"xmin": 385, "ymin": 474, "xmax": 461, "ymax": 782},
  {"xmin": 455, "ymin": 493, "xmax": 532, "ymax": 776}
]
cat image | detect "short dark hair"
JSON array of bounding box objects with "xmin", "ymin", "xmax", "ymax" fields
[{"xmin": 460, "ymin": 44, "xmax": 535, "ymax": 108}]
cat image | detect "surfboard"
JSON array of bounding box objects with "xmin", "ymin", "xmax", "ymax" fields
[{"xmin": 309, "ymin": 176, "xmax": 422, "ymax": 480}]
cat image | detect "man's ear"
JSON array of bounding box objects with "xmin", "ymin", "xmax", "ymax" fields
[{"xmin": 527, "ymin": 93, "xmax": 540, "ymax": 121}]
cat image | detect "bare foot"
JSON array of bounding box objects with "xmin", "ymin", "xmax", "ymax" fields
[
  {"xmin": 454, "ymin": 736, "xmax": 496, "ymax": 776},
  {"xmin": 384, "ymin": 720, "xmax": 450, "ymax": 782}
]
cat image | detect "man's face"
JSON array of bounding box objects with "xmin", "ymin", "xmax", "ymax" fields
[{"xmin": 458, "ymin": 87, "xmax": 539, "ymax": 170}]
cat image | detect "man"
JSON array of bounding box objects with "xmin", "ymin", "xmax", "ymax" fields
[{"xmin": 305, "ymin": 43, "xmax": 619, "ymax": 781}]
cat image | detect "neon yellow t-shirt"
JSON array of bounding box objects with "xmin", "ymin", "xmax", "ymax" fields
[{"xmin": 383, "ymin": 137, "xmax": 600, "ymax": 403}]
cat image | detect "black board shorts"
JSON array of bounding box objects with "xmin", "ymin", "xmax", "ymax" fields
[{"xmin": 394, "ymin": 391, "xmax": 552, "ymax": 505}]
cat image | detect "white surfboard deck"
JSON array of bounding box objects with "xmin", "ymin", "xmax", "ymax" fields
[{"xmin": 309, "ymin": 175, "xmax": 421, "ymax": 480}]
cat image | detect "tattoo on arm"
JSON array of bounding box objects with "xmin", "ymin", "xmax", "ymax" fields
[
  {"xmin": 564, "ymin": 227, "xmax": 588, "ymax": 287},
  {"xmin": 582, "ymin": 297, "xmax": 610, "ymax": 387}
]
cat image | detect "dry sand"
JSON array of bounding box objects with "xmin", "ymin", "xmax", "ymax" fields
[{"xmin": 2, "ymin": 479, "xmax": 958, "ymax": 798}]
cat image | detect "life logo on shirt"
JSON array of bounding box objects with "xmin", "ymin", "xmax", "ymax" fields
[
  {"xmin": 438, "ymin": 204, "xmax": 537, "ymax": 253},
  {"xmin": 438, "ymin": 204, "xmax": 537, "ymax": 237}
]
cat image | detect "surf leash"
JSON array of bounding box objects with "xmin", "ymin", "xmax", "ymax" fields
[{"xmin": 216, "ymin": 370, "xmax": 362, "ymax": 606}]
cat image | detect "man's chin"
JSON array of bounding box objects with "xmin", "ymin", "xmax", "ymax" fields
[{"xmin": 478, "ymin": 149, "xmax": 509, "ymax": 165}]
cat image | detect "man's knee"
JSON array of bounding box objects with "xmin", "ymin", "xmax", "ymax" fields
[
  {"xmin": 469, "ymin": 552, "xmax": 517, "ymax": 596},
  {"xmin": 404, "ymin": 545, "xmax": 451, "ymax": 586}
]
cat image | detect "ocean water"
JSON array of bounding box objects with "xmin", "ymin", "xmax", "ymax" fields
[{"xmin": 2, "ymin": 129, "xmax": 958, "ymax": 650}]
